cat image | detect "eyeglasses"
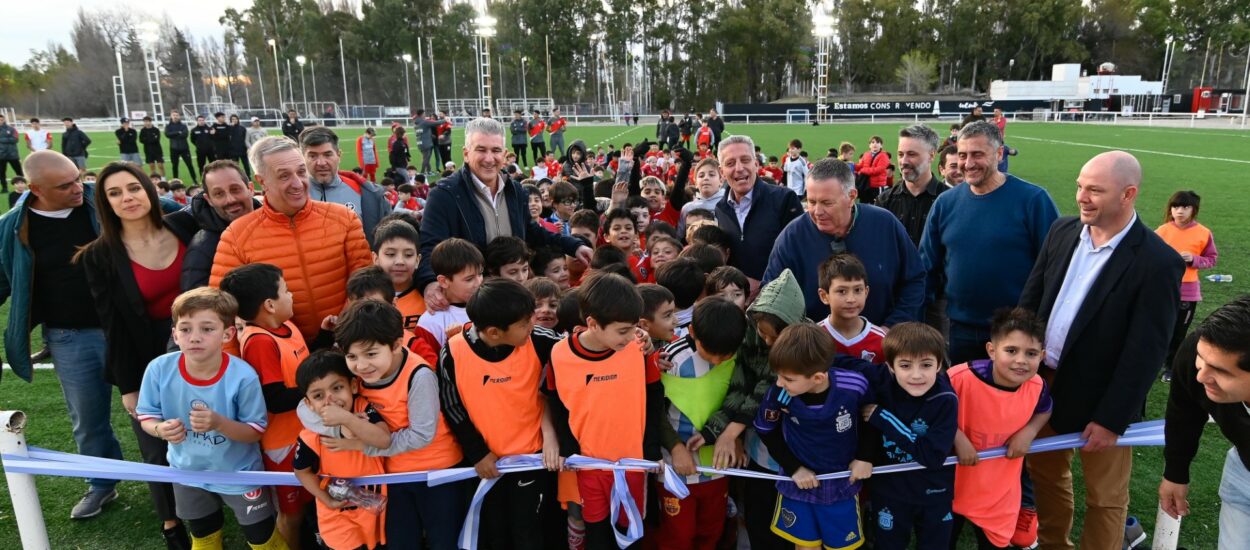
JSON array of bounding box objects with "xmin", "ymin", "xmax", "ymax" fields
[{"xmin": 558, "ymin": 199, "xmax": 579, "ymax": 206}]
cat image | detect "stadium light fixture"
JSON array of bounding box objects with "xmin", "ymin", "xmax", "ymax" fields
[
  {"xmin": 295, "ymin": 56, "xmax": 308, "ymax": 119},
  {"xmin": 401, "ymin": 54, "xmax": 413, "ymax": 114}
]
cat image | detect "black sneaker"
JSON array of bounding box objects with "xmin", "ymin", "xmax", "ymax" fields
[
  {"xmin": 162, "ymin": 523, "xmax": 191, "ymax": 550},
  {"xmin": 30, "ymin": 347, "xmax": 51, "ymax": 363},
  {"xmin": 70, "ymin": 488, "xmax": 117, "ymax": 519}
]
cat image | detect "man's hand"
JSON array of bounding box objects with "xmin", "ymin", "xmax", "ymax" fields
[
  {"xmin": 156, "ymin": 419, "xmax": 186, "ymax": 444},
  {"xmin": 848, "ymin": 460, "xmax": 873, "ymax": 483},
  {"xmin": 791, "ymin": 466, "xmax": 819, "ymax": 490},
  {"xmin": 475, "ymin": 452, "xmax": 501, "ymax": 479},
  {"xmin": 1158, "ymin": 479, "xmax": 1190, "ymax": 519},
  {"xmin": 711, "ymin": 431, "xmax": 745, "ymax": 470},
  {"xmin": 1081, "ymin": 422, "xmax": 1119, "ymax": 453},
  {"xmin": 574, "ymin": 246, "xmax": 593, "ymax": 266},
  {"xmin": 122, "ymin": 392, "xmax": 140, "ymax": 419},
  {"xmin": 188, "ymin": 406, "xmax": 219, "ymax": 433},
  {"xmin": 424, "ymin": 282, "xmax": 449, "ymax": 312},
  {"xmin": 669, "ymin": 444, "xmax": 697, "ymax": 477}
]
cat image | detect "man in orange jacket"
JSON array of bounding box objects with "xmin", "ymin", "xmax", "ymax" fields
[{"xmin": 210, "ymin": 136, "xmax": 372, "ymax": 342}]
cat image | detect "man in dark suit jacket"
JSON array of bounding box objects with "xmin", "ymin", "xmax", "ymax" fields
[
  {"xmin": 418, "ymin": 117, "xmax": 592, "ymax": 310},
  {"xmin": 714, "ymin": 135, "xmax": 804, "ymax": 283},
  {"xmin": 1018, "ymin": 150, "xmax": 1184, "ymax": 550}
]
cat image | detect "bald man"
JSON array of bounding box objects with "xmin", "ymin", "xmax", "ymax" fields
[
  {"xmin": 0, "ymin": 151, "xmax": 126, "ymax": 519},
  {"xmin": 1018, "ymin": 151, "xmax": 1184, "ymax": 550}
]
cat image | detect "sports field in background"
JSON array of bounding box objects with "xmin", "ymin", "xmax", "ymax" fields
[{"xmin": 1, "ymin": 120, "xmax": 1247, "ymax": 548}]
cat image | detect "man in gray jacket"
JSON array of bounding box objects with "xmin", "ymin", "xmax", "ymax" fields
[
  {"xmin": 509, "ymin": 110, "xmax": 529, "ymax": 166},
  {"xmin": 299, "ymin": 127, "xmax": 392, "ymax": 245},
  {"xmin": 414, "ymin": 109, "xmax": 442, "ymax": 176}
]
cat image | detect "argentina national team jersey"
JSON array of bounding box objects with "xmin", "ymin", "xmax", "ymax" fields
[
  {"xmin": 136, "ymin": 352, "xmax": 268, "ymax": 495},
  {"xmin": 755, "ymin": 369, "xmax": 871, "ymax": 504}
]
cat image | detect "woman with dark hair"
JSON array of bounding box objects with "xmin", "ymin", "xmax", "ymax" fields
[{"xmin": 74, "ymin": 161, "xmax": 195, "ymax": 549}]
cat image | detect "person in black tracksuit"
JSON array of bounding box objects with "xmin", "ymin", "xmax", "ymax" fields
[
  {"xmin": 190, "ymin": 116, "xmax": 214, "ymax": 176},
  {"xmin": 282, "ymin": 110, "xmax": 304, "ymax": 141},
  {"xmin": 138, "ymin": 117, "xmax": 165, "ymax": 178},
  {"xmin": 209, "ymin": 113, "xmax": 231, "ymax": 160},
  {"xmin": 165, "ymin": 112, "xmax": 195, "ymax": 183},
  {"xmin": 226, "ymin": 115, "xmax": 252, "ymax": 179},
  {"xmin": 510, "ymin": 112, "xmax": 529, "ymax": 166}
]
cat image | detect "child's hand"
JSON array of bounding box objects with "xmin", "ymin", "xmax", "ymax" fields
[
  {"xmin": 188, "ymin": 405, "xmax": 219, "ymax": 433},
  {"xmin": 685, "ymin": 433, "xmax": 705, "ymax": 452},
  {"xmin": 791, "ymin": 466, "xmax": 819, "ymax": 490},
  {"xmin": 321, "ymin": 436, "xmax": 364, "ymax": 452},
  {"xmin": 542, "ymin": 436, "xmax": 564, "ymax": 471},
  {"xmin": 669, "ymin": 444, "xmax": 698, "ymax": 477},
  {"xmin": 475, "ymin": 452, "xmax": 501, "ymax": 479},
  {"xmin": 317, "ymin": 493, "xmax": 349, "ymax": 510},
  {"xmin": 339, "ymin": 425, "xmax": 357, "ymax": 440},
  {"xmin": 954, "ymin": 434, "xmax": 979, "ymax": 466},
  {"xmin": 636, "ymin": 328, "xmax": 653, "ymax": 354},
  {"xmin": 860, "ymin": 404, "xmax": 877, "ymax": 421},
  {"xmin": 321, "ymin": 315, "xmax": 338, "ymax": 332},
  {"xmin": 157, "ymin": 419, "xmax": 186, "ymax": 444},
  {"xmin": 1005, "ymin": 430, "xmax": 1037, "ymax": 459},
  {"xmin": 319, "ymin": 403, "xmax": 356, "ymax": 427},
  {"xmin": 848, "ymin": 460, "xmax": 873, "ymax": 483},
  {"xmin": 712, "ymin": 431, "xmax": 745, "ymax": 470}
]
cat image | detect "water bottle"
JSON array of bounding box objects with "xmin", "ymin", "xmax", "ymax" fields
[
  {"xmin": 1205, "ymin": 274, "xmax": 1233, "ymax": 283},
  {"xmin": 326, "ymin": 478, "xmax": 387, "ymax": 514}
]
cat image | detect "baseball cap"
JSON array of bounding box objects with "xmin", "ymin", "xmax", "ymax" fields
[
  {"xmin": 119, "ymin": 117, "xmax": 129, "ymax": 123},
  {"xmin": 444, "ymin": 161, "xmax": 455, "ymax": 168},
  {"xmin": 251, "ymin": 116, "xmax": 260, "ymax": 122}
]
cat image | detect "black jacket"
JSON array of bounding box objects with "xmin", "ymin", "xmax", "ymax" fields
[
  {"xmin": 715, "ymin": 179, "xmax": 803, "ymax": 280},
  {"xmin": 61, "ymin": 124, "xmax": 92, "ymax": 157},
  {"xmin": 228, "ymin": 124, "xmax": 248, "ymax": 157},
  {"xmin": 81, "ymin": 218, "xmax": 195, "ymax": 394},
  {"xmin": 139, "ymin": 127, "xmax": 162, "ymax": 152},
  {"xmin": 708, "ymin": 116, "xmax": 725, "ymax": 142},
  {"xmin": 191, "ymin": 124, "xmax": 214, "ymax": 153},
  {"xmin": 282, "ymin": 118, "xmax": 305, "ymax": 140},
  {"xmin": 1018, "ymin": 216, "xmax": 1184, "ymax": 434},
  {"xmin": 210, "ymin": 122, "xmax": 230, "ymax": 150},
  {"xmin": 115, "ymin": 128, "xmax": 138, "ymax": 154},
  {"xmin": 166, "ymin": 193, "xmax": 262, "ymax": 291},
  {"xmin": 416, "ymin": 166, "xmax": 587, "ymax": 288},
  {"xmin": 165, "ymin": 121, "xmax": 190, "ymax": 152}
]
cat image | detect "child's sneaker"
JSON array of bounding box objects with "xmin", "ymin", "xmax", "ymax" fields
[
  {"xmin": 1010, "ymin": 507, "xmax": 1039, "ymax": 549},
  {"xmin": 1124, "ymin": 516, "xmax": 1147, "ymax": 549}
]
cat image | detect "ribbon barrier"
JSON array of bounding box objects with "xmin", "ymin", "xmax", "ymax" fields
[{"xmin": 1, "ymin": 418, "xmax": 1167, "ymax": 550}]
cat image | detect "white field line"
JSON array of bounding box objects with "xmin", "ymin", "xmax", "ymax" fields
[{"xmin": 1012, "ymin": 135, "xmax": 1250, "ymax": 165}]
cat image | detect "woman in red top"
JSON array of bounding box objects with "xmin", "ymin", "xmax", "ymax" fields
[{"xmin": 76, "ymin": 162, "xmax": 194, "ymax": 547}]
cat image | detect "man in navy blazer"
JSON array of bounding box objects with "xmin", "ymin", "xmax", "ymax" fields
[
  {"xmin": 1018, "ymin": 150, "xmax": 1183, "ymax": 550},
  {"xmin": 714, "ymin": 134, "xmax": 804, "ymax": 282},
  {"xmin": 418, "ymin": 117, "xmax": 592, "ymax": 309}
]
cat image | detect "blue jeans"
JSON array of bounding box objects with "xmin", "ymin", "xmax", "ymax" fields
[
  {"xmin": 45, "ymin": 327, "xmax": 123, "ymax": 491},
  {"xmin": 1219, "ymin": 447, "xmax": 1250, "ymax": 549}
]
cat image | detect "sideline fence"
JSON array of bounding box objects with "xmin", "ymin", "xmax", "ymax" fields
[{"xmin": 1, "ymin": 411, "xmax": 1182, "ymax": 550}]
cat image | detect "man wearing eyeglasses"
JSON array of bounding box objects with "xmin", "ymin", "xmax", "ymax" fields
[
  {"xmin": 763, "ymin": 157, "xmax": 925, "ymax": 325},
  {"xmin": 0, "ymin": 150, "xmax": 126, "ymax": 519}
]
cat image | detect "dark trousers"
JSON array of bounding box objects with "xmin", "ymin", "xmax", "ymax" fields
[
  {"xmin": 170, "ymin": 150, "xmax": 196, "ymax": 183},
  {"xmin": 386, "ymin": 480, "xmax": 466, "ymax": 550},
  {"xmin": 195, "ymin": 149, "xmax": 213, "ymax": 176},
  {"xmin": 437, "ymin": 144, "xmax": 452, "ymax": 168},
  {"xmin": 531, "ymin": 142, "xmax": 546, "ymax": 163},
  {"xmin": 860, "ymin": 185, "xmax": 882, "ymax": 205},
  {"xmin": 129, "ymin": 417, "xmax": 178, "ymax": 522},
  {"xmin": 420, "ymin": 146, "xmax": 435, "ymax": 175},
  {"xmin": 513, "ymin": 144, "xmax": 528, "ymax": 167},
  {"xmin": 1165, "ymin": 300, "xmax": 1198, "ymax": 372},
  {"xmin": 949, "ymin": 513, "xmax": 1007, "ymax": 549},
  {"xmin": 948, "ymin": 321, "xmax": 992, "ymax": 366},
  {"xmin": 740, "ymin": 461, "xmax": 789, "ymax": 550},
  {"xmin": 479, "ymin": 470, "xmax": 557, "ymax": 550},
  {"xmin": 0, "ymin": 158, "xmax": 22, "ymax": 190},
  {"xmin": 233, "ymin": 155, "xmax": 252, "ymax": 180},
  {"xmin": 924, "ymin": 295, "xmax": 950, "ymax": 342},
  {"xmin": 873, "ymin": 498, "xmax": 952, "ymax": 550}
]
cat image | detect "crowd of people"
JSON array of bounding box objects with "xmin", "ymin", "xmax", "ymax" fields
[{"xmin": 0, "ymin": 106, "xmax": 1245, "ymax": 550}]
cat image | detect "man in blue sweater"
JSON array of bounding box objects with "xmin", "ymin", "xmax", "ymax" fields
[
  {"xmin": 919, "ymin": 120, "xmax": 1058, "ymax": 364},
  {"xmin": 763, "ymin": 158, "xmax": 925, "ymax": 326}
]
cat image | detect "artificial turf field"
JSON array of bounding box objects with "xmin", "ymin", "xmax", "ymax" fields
[{"xmin": 1, "ymin": 120, "xmax": 1247, "ymax": 548}]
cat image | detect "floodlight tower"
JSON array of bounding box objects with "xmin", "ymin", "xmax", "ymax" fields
[
  {"xmin": 138, "ymin": 21, "xmax": 166, "ymax": 123},
  {"xmin": 402, "ymin": 53, "xmax": 413, "ymax": 114},
  {"xmin": 812, "ymin": 6, "xmax": 835, "ymax": 124},
  {"xmin": 474, "ymin": 13, "xmax": 497, "ymax": 111},
  {"xmin": 296, "ymin": 55, "xmax": 308, "ymax": 117}
]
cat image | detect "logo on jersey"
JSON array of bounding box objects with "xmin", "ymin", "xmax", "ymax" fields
[
  {"xmin": 585, "ymin": 373, "xmax": 618, "ymax": 385},
  {"xmin": 763, "ymin": 408, "xmax": 780, "ymax": 422},
  {"xmin": 483, "ymin": 375, "xmax": 512, "ymax": 385},
  {"xmin": 662, "ymin": 496, "xmax": 681, "ymax": 516},
  {"xmin": 910, "ymin": 418, "xmax": 929, "ymax": 437},
  {"xmin": 243, "ymin": 488, "xmax": 264, "ymax": 501},
  {"xmin": 189, "ymin": 399, "xmax": 209, "ymax": 411},
  {"xmin": 345, "ymin": 202, "xmax": 357, "ymax": 212},
  {"xmin": 860, "ymin": 351, "xmax": 877, "ymax": 362},
  {"xmin": 779, "ymin": 507, "xmax": 797, "ymax": 528},
  {"xmin": 878, "ymin": 507, "xmax": 894, "ymax": 530},
  {"xmin": 835, "ymin": 406, "xmax": 853, "ymax": 433}
]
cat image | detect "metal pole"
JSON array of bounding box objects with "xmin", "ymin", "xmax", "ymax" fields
[
  {"xmin": 356, "ymin": 59, "xmax": 363, "ymax": 109},
  {"xmin": 546, "ymin": 34, "xmax": 553, "ymax": 100},
  {"xmin": 116, "ymin": 49, "xmax": 129, "ymax": 117},
  {"xmin": 417, "ymin": 39, "xmax": 427, "ymax": 111},
  {"xmin": 1243, "ymin": 43, "xmax": 1250, "ymax": 126},
  {"xmin": 403, "ymin": 59, "xmax": 412, "ymax": 115},
  {"xmin": 286, "ymin": 59, "xmax": 294, "ymax": 113},
  {"xmin": 340, "ymin": 38, "xmax": 349, "ymax": 116},
  {"xmin": 1, "ymin": 411, "xmax": 50, "ymax": 550},
  {"xmin": 522, "ymin": 57, "xmax": 528, "ymax": 109},
  {"xmin": 311, "ymin": 61, "xmax": 318, "ymax": 115},
  {"xmin": 256, "ymin": 56, "xmax": 267, "ymax": 114},
  {"xmin": 271, "ymin": 41, "xmax": 282, "ymax": 109},
  {"xmin": 299, "ymin": 64, "xmax": 308, "ymax": 119},
  {"xmin": 428, "ymin": 37, "xmax": 438, "ymax": 111},
  {"xmin": 186, "ymin": 49, "xmax": 197, "ymax": 109}
]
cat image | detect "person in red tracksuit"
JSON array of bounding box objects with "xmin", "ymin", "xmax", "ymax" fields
[{"xmin": 856, "ymin": 135, "xmax": 891, "ymax": 204}]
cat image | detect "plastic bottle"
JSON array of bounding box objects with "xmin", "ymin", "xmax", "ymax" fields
[
  {"xmin": 326, "ymin": 478, "xmax": 387, "ymax": 514},
  {"xmin": 1205, "ymin": 274, "xmax": 1233, "ymax": 283}
]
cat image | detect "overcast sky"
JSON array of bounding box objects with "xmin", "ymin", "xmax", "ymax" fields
[{"xmin": 2, "ymin": 0, "xmax": 256, "ymax": 67}]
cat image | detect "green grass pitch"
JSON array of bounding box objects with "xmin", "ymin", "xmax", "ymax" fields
[{"xmin": 1, "ymin": 120, "xmax": 1247, "ymax": 548}]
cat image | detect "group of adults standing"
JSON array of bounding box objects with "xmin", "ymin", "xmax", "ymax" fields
[{"xmin": 0, "ymin": 110, "xmax": 1245, "ymax": 549}]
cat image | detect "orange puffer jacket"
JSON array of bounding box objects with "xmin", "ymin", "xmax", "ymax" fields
[{"xmin": 211, "ymin": 199, "xmax": 372, "ymax": 340}]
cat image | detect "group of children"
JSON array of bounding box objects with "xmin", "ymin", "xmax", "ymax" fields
[{"xmin": 130, "ymin": 184, "xmax": 1059, "ymax": 550}]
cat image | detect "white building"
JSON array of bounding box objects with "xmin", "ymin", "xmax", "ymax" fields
[{"xmin": 990, "ymin": 63, "xmax": 1163, "ymax": 102}]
